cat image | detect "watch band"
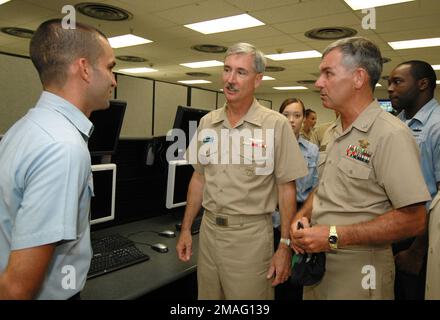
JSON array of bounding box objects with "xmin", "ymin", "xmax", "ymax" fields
[
  {"xmin": 328, "ymin": 225, "xmax": 338, "ymax": 250},
  {"xmin": 280, "ymin": 238, "xmax": 291, "ymax": 246}
]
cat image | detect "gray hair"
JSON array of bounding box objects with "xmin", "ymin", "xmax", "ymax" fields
[
  {"xmin": 322, "ymin": 37, "xmax": 383, "ymax": 90},
  {"xmin": 225, "ymin": 42, "xmax": 266, "ymax": 73}
]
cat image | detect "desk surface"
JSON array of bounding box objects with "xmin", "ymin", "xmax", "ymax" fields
[{"xmin": 81, "ymin": 214, "xmax": 198, "ymax": 300}]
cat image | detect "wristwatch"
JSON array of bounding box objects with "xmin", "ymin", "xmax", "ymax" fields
[
  {"xmin": 328, "ymin": 225, "xmax": 338, "ymax": 250},
  {"xmin": 280, "ymin": 238, "xmax": 291, "ymax": 246}
]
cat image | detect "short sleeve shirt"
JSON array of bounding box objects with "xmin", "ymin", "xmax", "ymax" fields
[
  {"xmin": 313, "ymin": 100, "xmax": 431, "ymax": 228},
  {"xmin": 191, "ymin": 99, "xmax": 308, "ymax": 215},
  {"xmin": 296, "ymin": 137, "xmax": 319, "ymax": 203},
  {"xmin": 397, "ymin": 98, "xmax": 440, "ymax": 203},
  {"xmin": 0, "ymin": 91, "xmax": 93, "ymax": 299}
]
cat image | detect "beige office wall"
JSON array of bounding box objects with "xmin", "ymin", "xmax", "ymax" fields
[
  {"xmin": 217, "ymin": 92, "xmax": 226, "ymax": 108},
  {"xmin": 116, "ymin": 74, "xmax": 153, "ymax": 138},
  {"xmin": 0, "ymin": 54, "xmax": 41, "ymax": 134},
  {"xmin": 190, "ymin": 88, "xmax": 217, "ymax": 111},
  {"xmin": 154, "ymin": 81, "xmax": 188, "ymax": 136}
]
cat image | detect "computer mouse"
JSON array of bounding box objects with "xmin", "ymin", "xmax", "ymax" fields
[
  {"xmin": 158, "ymin": 230, "xmax": 176, "ymax": 238},
  {"xmin": 151, "ymin": 243, "xmax": 168, "ymax": 253}
]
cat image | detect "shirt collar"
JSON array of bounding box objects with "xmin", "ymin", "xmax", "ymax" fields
[
  {"xmin": 298, "ymin": 136, "xmax": 308, "ymax": 148},
  {"xmin": 212, "ymin": 98, "xmax": 263, "ymax": 127},
  {"xmin": 398, "ymin": 98, "xmax": 438, "ymax": 126},
  {"xmin": 35, "ymin": 91, "xmax": 94, "ymax": 140},
  {"xmin": 350, "ymin": 100, "xmax": 382, "ymax": 133}
]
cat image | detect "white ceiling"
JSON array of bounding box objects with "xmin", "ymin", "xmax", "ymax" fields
[{"xmin": 0, "ymin": 0, "xmax": 439, "ymax": 93}]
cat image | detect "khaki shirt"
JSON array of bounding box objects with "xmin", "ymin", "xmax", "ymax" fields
[
  {"xmin": 314, "ymin": 101, "xmax": 430, "ymax": 227},
  {"xmin": 300, "ymin": 127, "xmax": 319, "ymax": 146},
  {"xmin": 305, "ymin": 100, "xmax": 430, "ymax": 300},
  {"xmin": 191, "ymin": 99, "xmax": 308, "ymax": 215},
  {"xmin": 426, "ymin": 192, "xmax": 440, "ymax": 299}
]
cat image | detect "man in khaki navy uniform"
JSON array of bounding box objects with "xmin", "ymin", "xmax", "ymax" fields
[
  {"xmin": 426, "ymin": 192, "xmax": 440, "ymax": 299},
  {"xmin": 290, "ymin": 37, "xmax": 430, "ymax": 300},
  {"xmin": 176, "ymin": 42, "xmax": 308, "ymax": 300}
]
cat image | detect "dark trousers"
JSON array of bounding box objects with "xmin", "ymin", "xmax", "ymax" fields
[{"xmin": 392, "ymin": 238, "xmax": 427, "ymax": 300}]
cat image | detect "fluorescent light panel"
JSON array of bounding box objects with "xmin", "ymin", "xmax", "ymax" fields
[
  {"xmin": 437, "ymin": 80, "xmax": 440, "ymax": 84},
  {"xmin": 178, "ymin": 80, "xmax": 212, "ymax": 84},
  {"xmin": 375, "ymin": 83, "xmax": 382, "ymax": 87},
  {"xmin": 266, "ymin": 50, "xmax": 322, "ymax": 61},
  {"xmin": 184, "ymin": 14, "xmax": 264, "ymax": 34},
  {"xmin": 388, "ymin": 37, "xmax": 440, "ymax": 50},
  {"xmin": 262, "ymin": 76, "xmax": 275, "ymax": 81},
  {"xmin": 432, "ymin": 65, "xmax": 440, "ymax": 70},
  {"xmin": 118, "ymin": 67, "xmax": 157, "ymax": 73},
  {"xmin": 273, "ymin": 86, "xmax": 308, "ymax": 90},
  {"xmin": 180, "ymin": 60, "xmax": 223, "ymax": 68},
  {"xmin": 108, "ymin": 34, "xmax": 152, "ymax": 48},
  {"xmin": 0, "ymin": 0, "xmax": 11, "ymax": 5},
  {"xmin": 344, "ymin": 0, "xmax": 415, "ymax": 10}
]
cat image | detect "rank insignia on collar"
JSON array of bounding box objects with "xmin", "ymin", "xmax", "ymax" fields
[
  {"xmin": 358, "ymin": 139, "xmax": 370, "ymax": 149},
  {"xmin": 346, "ymin": 144, "xmax": 372, "ymax": 164}
]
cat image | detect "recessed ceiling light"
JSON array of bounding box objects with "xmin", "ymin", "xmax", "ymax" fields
[
  {"xmin": 344, "ymin": 0, "xmax": 415, "ymax": 10},
  {"xmin": 273, "ymin": 86, "xmax": 308, "ymax": 90},
  {"xmin": 116, "ymin": 55, "xmax": 147, "ymax": 62},
  {"xmin": 432, "ymin": 65, "xmax": 440, "ymax": 70},
  {"xmin": 108, "ymin": 34, "xmax": 152, "ymax": 48},
  {"xmin": 191, "ymin": 44, "xmax": 227, "ymax": 53},
  {"xmin": 186, "ymin": 72, "xmax": 211, "ymax": 77},
  {"xmin": 1, "ymin": 27, "xmax": 34, "ymax": 39},
  {"xmin": 0, "ymin": 0, "xmax": 11, "ymax": 5},
  {"xmin": 263, "ymin": 76, "xmax": 275, "ymax": 81},
  {"xmin": 178, "ymin": 80, "xmax": 212, "ymax": 84},
  {"xmin": 180, "ymin": 60, "xmax": 224, "ymax": 68},
  {"xmin": 266, "ymin": 50, "xmax": 322, "ymax": 61},
  {"xmin": 118, "ymin": 67, "xmax": 157, "ymax": 73},
  {"xmin": 265, "ymin": 66, "xmax": 286, "ymax": 72},
  {"xmin": 388, "ymin": 37, "xmax": 440, "ymax": 50},
  {"xmin": 184, "ymin": 14, "xmax": 264, "ymax": 35},
  {"xmin": 305, "ymin": 27, "xmax": 357, "ymax": 40},
  {"xmin": 376, "ymin": 83, "xmax": 382, "ymax": 87},
  {"xmin": 75, "ymin": 2, "xmax": 132, "ymax": 21}
]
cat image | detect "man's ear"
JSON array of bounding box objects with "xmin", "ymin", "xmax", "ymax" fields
[
  {"xmin": 76, "ymin": 58, "xmax": 91, "ymax": 83},
  {"xmin": 418, "ymin": 78, "xmax": 429, "ymax": 91},
  {"xmin": 353, "ymin": 68, "xmax": 368, "ymax": 89},
  {"xmin": 254, "ymin": 72, "xmax": 263, "ymax": 88}
]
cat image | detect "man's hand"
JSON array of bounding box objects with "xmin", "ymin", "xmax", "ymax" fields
[
  {"xmin": 291, "ymin": 224, "xmax": 331, "ymax": 253},
  {"xmin": 176, "ymin": 230, "xmax": 193, "ymax": 262},
  {"xmin": 266, "ymin": 245, "xmax": 292, "ymax": 286}
]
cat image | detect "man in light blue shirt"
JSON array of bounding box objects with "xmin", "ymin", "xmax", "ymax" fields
[
  {"xmin": 0, "ymin": 19, "xmax": 116, "ymax": 299},
  {"xmin": 388, "ymin": 60, "xmax": 440, "ymax": 300}
]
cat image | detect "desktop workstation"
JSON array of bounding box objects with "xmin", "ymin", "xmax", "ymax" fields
[{"xmin": 81, "ymin": 102, "xmax": 207, "ymax": 300}]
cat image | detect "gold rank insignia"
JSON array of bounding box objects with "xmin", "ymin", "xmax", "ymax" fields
[{"xmin": 358, "ymin": 139, "xmax": 370, "ymax": 149}]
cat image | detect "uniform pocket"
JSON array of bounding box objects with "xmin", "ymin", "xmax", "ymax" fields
[{"xmin": 337, "ymin": 156, "xmax": 371, "ymax": 180}]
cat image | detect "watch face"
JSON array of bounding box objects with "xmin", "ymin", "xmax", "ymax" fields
[{"xmin": 329, "ymin": 235, "xmax": 338, "ymax": 244}]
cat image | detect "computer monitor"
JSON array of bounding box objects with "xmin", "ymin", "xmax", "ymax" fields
[
  {"xmin": 90, "ymin": 163, "xmax": 116, "ymax": 225},
  {"xmin": 165, "ymin": 159, "xmax": 194, "ymax": 209},
  {"xmin": 88, "ymin": 100, "xmax": 127, "ymax": 157},
  {"xmin": 169, "ymin": 106, "xmax": 210, "ymax": 159},
  {"xmin": 378, "ymin": 99, "xmax": 394, "ymax": 113}
]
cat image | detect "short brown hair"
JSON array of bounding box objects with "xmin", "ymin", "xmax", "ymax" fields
[{"xmin": 30, "ymin": 19, "xmax": 107, "ymax": 87}]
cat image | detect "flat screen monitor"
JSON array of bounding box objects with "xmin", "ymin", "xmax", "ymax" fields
[
  {"xmin": 90, "ymin": 163, "xmax": 116, "ymax": 225},
  {"xmin": 88, "ymin": 100, "xmax": 127, "ymax": 156},
  {"xmin": 378, "ymin": 99, "xmax": 394, "ymax": 113},
  {"xmin": 170, "ymin": 106, "xmax": 210, "ymax": 158},
  {"xmin": 166, "ymin": 159, "xmax": 194, "ymax": 209}
]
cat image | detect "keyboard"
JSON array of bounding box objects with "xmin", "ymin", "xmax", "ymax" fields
[{"xmin": 88, "ymin": 234, "xmax": 150, "ymax": 279}]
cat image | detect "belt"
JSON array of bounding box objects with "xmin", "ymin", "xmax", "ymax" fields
[{"xmin": 205, "ymin": 210, "xmax": 269, "ymax": 227}]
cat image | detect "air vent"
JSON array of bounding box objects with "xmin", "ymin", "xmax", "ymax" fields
[
  {"xmin": 297, "ymin": 80, "xmax": 316, "ymax": 85},
  {"xmin": 1, "ymin": 27, "xmax": 34, "ymax": 39},
  {"xmin": 382, "ymin": 57, "xmax": 391, "ymax": 64},
  {"xmin": 116, "ymin": 55, "xmax": 147, "ymax": 62},
  {"xmin": 265, "ymin": 66, "xmax": 285, "ymax": 72},
  {"xmin": 75, "ymin": 2, "xmax": 133, "ymax": 21},
  {"xmin": 305, "ymin": 27, "xmax": 357, "ymax": 40},
  {"xmin": 191, "ymin": 44, "xmax": 227, "ymax": 53},
  {"xmin": 186, "ymin": 72, "xmax": 211, "ymax": 77}
]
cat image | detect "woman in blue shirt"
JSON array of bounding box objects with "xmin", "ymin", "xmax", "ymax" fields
[{"xmin": 273, "ymin": 98, "xmax": 319, "ymax": 300}]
